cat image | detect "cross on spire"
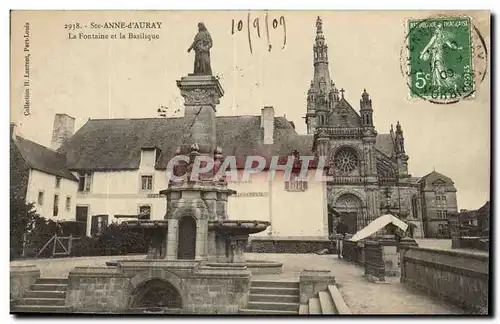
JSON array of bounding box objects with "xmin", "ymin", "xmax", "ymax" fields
[{"xmin": 340, "ymin": 88, "xmax": 345, "ymax": 98}]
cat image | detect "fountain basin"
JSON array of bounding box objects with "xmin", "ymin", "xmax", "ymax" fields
[
  {"xmin": 120, "ymin": 220, "xmax": 168, "ymax": 229},
  {"xmin": 208, "ymin": 220, "xmax": 270, "ymax": 236},
  {"xmin": 204, "ymin": 260, "xmax": 283, "ymax": 275}
]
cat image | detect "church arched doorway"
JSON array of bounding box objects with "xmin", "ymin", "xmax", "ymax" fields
[
  {"xmin": 177, "ymin": 216, "xmax": 196, "ymax": 260},
  {"xmin": 333, "ymin": 193, "xmax": 363, "ymax": 234}
]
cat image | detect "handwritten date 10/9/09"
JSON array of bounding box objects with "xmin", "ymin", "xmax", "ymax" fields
[{"xmin": 231, "ymin": 13, "xmax": 286, "ymax": 54}]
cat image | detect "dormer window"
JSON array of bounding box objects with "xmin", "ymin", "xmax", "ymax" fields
[
  {"xmin": 141, "ymin": 147, "xmax": 160, "ymax": 169},
  {"xmin": 141, "ymin": 148, "xmax": 156, "ymax": 168}
]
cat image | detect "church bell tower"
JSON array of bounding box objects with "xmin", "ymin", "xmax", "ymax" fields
[{"xmin": 305, "ymin": 16, "xmax": 339, "ymax": 134}]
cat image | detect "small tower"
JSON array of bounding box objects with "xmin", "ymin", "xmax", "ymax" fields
[
  {"xmin": 305, "ymin": 81, "xmax": 318, "ymax": 134},
  {"xmin": 395, "ymin": 121, "xmax": 405, "ymax": 154},
  {"xmin": 394, "ymin": 121, "xmax": 409, "ymax": 178},
  {"xmin": 360, "ymin": 89, "xmax": 374, "ymax": 128}
]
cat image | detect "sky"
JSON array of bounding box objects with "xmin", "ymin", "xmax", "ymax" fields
[{"xmin": 10, "ymin": 10, "xmax": 490, "ymax": 210}]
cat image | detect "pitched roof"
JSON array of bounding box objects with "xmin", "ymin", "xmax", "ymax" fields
[
  {"xmin": 328, "ymin": 98, "xmax": 361, "ymax": 127},
  {"xmin": 59, "ymin": 116, "xmax": 315, "ymax": 171},
  {"xmin": 417, "ymin": 170, "xmax": 456, "ymax": 191},
  {"xmin": 418, "ymin": 171, "xmax": 454, "ymax": 184},
  {"xmin": 13, "ymin": 136, "xmax": 78, "ymax": 181},
  {"xmin": 375, "ymin": 133, "xmax": 396, "ymax": 157}
]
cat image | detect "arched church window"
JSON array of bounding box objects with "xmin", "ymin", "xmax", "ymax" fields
[
  {"xmin": 411, "ymin": 195, "xmax": 418, "ymax": 218},
  {"xmin": 333, "ymin": 147, "xmax": 359, "ymax": 174}
]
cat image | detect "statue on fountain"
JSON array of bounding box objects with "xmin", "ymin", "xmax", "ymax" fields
[{"xmin": 187, "ymin": 22, "xmax": 213, "ymax": 75}]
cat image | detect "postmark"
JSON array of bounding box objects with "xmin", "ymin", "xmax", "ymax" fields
[{"xmin": 400, "ymin": 15, "xmax": 488, "ymax": 104}]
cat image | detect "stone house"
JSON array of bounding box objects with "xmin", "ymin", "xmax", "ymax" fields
[{"xmin": 10, "ymin": 123, "xmax": 79, "ymax": 223}]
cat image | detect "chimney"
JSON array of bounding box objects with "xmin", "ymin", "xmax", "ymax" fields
[
  {"xmin": 261, "ymin": 106, "xmax": 275, "ymax": 145},
  {"xmin": 51, "ymin": 113, "xmax": 75, "ymax": 150}
]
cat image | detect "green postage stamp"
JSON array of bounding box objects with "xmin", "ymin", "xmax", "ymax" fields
[{"xmin": 406, "ymin": 17, "xmax": 474, "ymax": 102}]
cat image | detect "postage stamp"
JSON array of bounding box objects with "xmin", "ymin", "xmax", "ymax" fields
[{"xmin": 406, "ymin": 17, "xmax": 474, "ymax": 102}]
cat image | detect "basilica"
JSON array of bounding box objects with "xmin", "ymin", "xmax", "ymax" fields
[{"xmin": 305, "ymin": 17, "xmax": 458, "ymax": 238}]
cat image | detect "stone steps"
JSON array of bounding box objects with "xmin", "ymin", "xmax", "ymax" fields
[
  {"xmin": 24, "ymin": 290, "xmax": 67, "ymax": 299},
  {"xmin": 11, "ymin": 305, "xmax": 71, "ymax": 313},
  {"xmin": 249, "ymin": 293, "xmax": 299, "ymax": 303},
  {"xmin": 298, "ymin": 304, "xmax": 309, "ymax": 314},
  {"xmin": 31, "ymin": 283, "xmax": 67, "ymax": 291},
  {"xmin": 17, "ymin": 297, "xmax": 66, "ymax": 306},
  {"xmin": 251, "ymin": 280, "xmax": 299, "ymax": 289},
  {"xmin": 240, "ymin": 280, "xmax": 300, "ymax": 315},
  {"xmin": 37, "ymin": 278, "xmax": 68, "ymax": 285},
  {"xmin": 12, "ymin": 277, "xmax": 69, "ymax": 314},
  {"xmin": 247, "ymin": 301, "xmax": 300, "ymax": 312},
  {"xmin": 328, "ymin": 285, "xmax": 351, "ymax": 314},
  {"xmin": 299, "ymin": 285, "xmax": 352, "ymax": 315},
  {"xmin": 318, "ymin": 291, "xmax": 335, "ymax": 314},
  {"xmin": 250, "ymin": 286, "xmax": 299, "ymax": 295},
  {"xmin": 239, "ymin": 308, "xmax": 298, "ymax": 315},
  {"xmin": 308, "ymin": 297, "xmax": 321, "ymax": 314}
]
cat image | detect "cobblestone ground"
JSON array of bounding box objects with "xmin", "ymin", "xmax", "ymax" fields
[
  {"xmin": 247, "ymin": 253, "xmax": 463, "ymax": 315},
  {"xmin": 11, "ymin": 252, "xmax": 463, "ymax": 314}
]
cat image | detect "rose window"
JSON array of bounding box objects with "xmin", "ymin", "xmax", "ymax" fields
[{"xmin": 333, "ymin": 148, "xmax": 359, "ymax": 173}]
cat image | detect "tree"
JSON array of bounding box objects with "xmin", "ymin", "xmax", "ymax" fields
[{"xmin": 10, "ymin": 195, "xmax": 37, "ymax": 259}]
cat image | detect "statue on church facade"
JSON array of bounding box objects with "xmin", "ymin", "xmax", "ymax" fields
[{"xmin": 187, "ymin": 22, "xmax": 213, "ymax": 75}]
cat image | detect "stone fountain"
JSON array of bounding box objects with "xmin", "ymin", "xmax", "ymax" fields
[
  {"xmin": 63, "ymin": 23, "xmax": 276, "ymax": 315},
  {"xmin": 120, "ymin": 69, "xmax": 271, "ymax": 266}
]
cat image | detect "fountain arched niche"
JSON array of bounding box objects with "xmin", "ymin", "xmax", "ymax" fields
[
  {"xmin": 167, "ymin": 202, "xmax": 209, "ymax": 261},
  {"xmin": 177, "ymin": 216, "xmax": 197, "ymax": 260},
  {"xmin": 127, "ymin": 268, "xmax": 186, "ymax": 314},
  {"xmin": 129, "ymin": 278, "xmax": 182, "ymax": 313}
]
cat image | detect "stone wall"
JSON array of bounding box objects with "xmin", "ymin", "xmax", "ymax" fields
[
  {"xmin": 66, "ymin": 267, "xmax": 130, "ymax": 313},
  {"xmin": 400, "ymin": 247, "xmax": 489, "ymax": 314},
  {"xmin": 246, "ymin": 237, "xmax": 334, "ymax": 254},
  {"xmin": 10, "ymin": 265, "xmax": 40, "ymax": 302},
  {"xmin": 342, "ymin": 240, "xmax": 364, "ymax": 264},
  {"xmin": 363, "ymin": 241, "xmax": 385, "ymax": 281},
  {"xmin": 65, "ymin": 260, "xmax": 251, "ymax": 314},
  {"xmin": 299, "ymin": 269, "xmax": 336, "ymax": 304},
  {"xmin": 458, "ymin": 237, "xmax": 489, "ymax": 252}
]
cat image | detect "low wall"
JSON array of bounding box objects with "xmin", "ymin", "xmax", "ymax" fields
[
  {"xmin": 66, "ymin": 260, "xmax": 251, "ymax": 314},
  {"xmin": 299, "ymin": 269, "xmax": 336, "ymax": 304},
  {"xmin": 458, "ymin": 237, "xmax": 489, "ymax": 252},
  {"xmin": 246, "ymin": 236, "xmax": 334, "ymax": 254},
  {"xmin": 363, "ymin": 241, "xmax": 385, "ymax": 282},
  {"xmin": 342, "ymin": 240, "xmax": 364, "ymax": 264},
  {"xmin": 401, "ymin": 247, "xmax": 489, "ymax": 314}
]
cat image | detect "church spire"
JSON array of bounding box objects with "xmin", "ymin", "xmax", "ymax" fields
[
  {"xmin": 305, "ymin": 16, "xmax": 334, "ymax": 135},
  {"xmin": 312, "ymin": 16, "xmax": 331, "ymax": 88}
]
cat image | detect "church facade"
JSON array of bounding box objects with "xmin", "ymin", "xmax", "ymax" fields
[{"xmin": 304, "ymin": 17, "xmax": 458, "ymax": 238}]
